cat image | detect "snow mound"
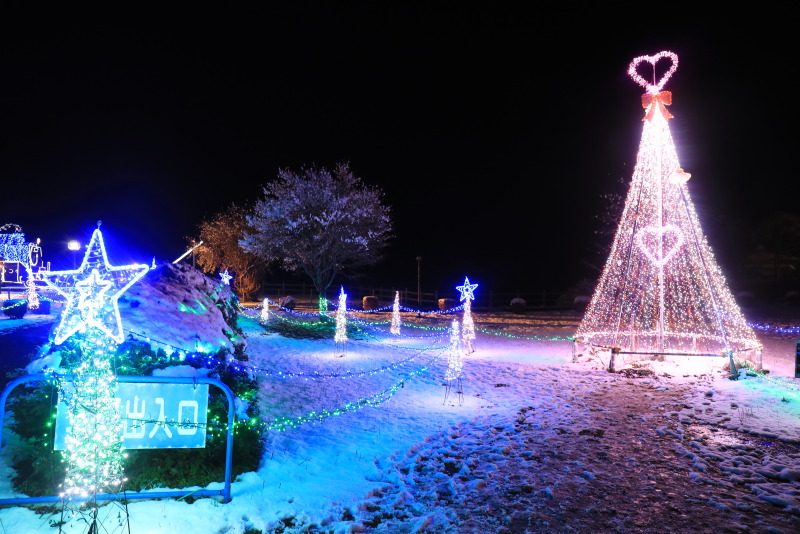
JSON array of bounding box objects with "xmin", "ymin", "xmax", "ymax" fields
[{"xmin": 120, "ymin": 262, "xmax": 245, "ymax": 355}]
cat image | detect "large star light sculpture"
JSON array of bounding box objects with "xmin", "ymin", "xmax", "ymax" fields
[
  {"xmin": 43, "ymin": 227, "xmax": 149, "ymax": 345},
  {"xmin": 456, "ymin": 276, "xmax": 478, "ymax": 302},
  {"xmin": 220, "ymin": 269, "xmax": 233, "ymax": 285}
]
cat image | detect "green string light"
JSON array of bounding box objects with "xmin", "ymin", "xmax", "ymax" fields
[
  {"xmin": 475, "ymin": 326, "xmax": 574, "ymax": 342},
  {"xmin": 203, "ymin": 365, "xmax": 431, "ymax": 437}
]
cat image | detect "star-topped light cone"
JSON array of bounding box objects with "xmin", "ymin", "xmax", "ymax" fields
[
  {"xmin": 43, "ymin": 226, "xmax": 150, "ymax": 345},
  {"xmin": 456, "ymin": 276, "xmax": 478, "ymax": 352},
  {"xmin": 576, "ymin": 51, "xmax": 761, "ymax": 359},
  {"xmin": 41, "ymin": 223, "xmax": 149, "ymax": 497}
]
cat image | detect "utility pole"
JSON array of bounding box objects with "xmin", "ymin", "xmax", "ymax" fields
[{"xmin": 416, "ymin": 256, "xmax": 422, "ymax": 308}]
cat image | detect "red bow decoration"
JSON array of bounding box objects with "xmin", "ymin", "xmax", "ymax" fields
[{"xmin": 641, "ymin": 91, "xmax": 673, "ymax": 121}]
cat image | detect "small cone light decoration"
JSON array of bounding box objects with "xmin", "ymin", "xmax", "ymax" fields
[
  {"xmin": 456, "ymin": 277, "xmax": 478, "ymax": 353},
  {"xmin": 334, "ymin": 286, "xmax": 348, "ymax": 344},
  {"xmin": 390, "ymin": 291, "xmax": 401, "ymax": 335}
]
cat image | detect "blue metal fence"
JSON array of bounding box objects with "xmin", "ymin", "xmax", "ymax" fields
[{"xmin": 0, "ymin": 374, "xmax": 236, "ymax": 505}]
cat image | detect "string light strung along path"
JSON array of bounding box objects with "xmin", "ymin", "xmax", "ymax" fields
[{"xmin": 575, "ymin": 51, "xmax": 761, "ymax": 366}]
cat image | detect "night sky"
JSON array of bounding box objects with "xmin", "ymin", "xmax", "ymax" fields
[{"xmin": 2, "ymin": 3, "xmax": 798, "ymax": 296}]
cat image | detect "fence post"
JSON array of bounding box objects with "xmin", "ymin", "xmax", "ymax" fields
[
  {"xmin": 727, "ymin": 350, "xmax": 738, "ymax": 380},
  {"xmin": 609, "ymin": 347, "xmax": 620, "ymax": 373}
]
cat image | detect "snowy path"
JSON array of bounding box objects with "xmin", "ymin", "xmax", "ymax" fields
[
  {"xmin": 349, "ymin": 366, "xmax": 800, "ymax": 532},
  {"xmin": 0, "ymin": 312, "xmax": 799, "ymax": 532}
]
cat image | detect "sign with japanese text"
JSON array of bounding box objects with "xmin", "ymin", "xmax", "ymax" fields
[{"xmin": 54, "ymin": 382, "xmax": 209, "ymax": 449}]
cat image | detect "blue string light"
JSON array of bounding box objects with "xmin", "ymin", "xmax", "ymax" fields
[{"xmin": 749, "ymin": 322, "xmax": 800, "ymax": 336}]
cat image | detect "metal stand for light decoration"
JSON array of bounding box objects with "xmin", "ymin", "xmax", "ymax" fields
[{"xmin": 443, "ymin": 377, "xmax": 464, "ymax": 407}]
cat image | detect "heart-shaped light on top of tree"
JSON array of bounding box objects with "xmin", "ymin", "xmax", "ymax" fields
[
  {"xmin": 42, "ymin": 223, "xmax": 149, "ymax": 498},
  {"xmin": 576, "ymin": 52, "xmax": 761, "ymax": 360}
]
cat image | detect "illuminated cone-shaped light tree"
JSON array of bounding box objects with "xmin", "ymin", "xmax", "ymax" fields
[
  {"xmin": 334, "ymin": 286, "xmax": 348, "ymax": 343},
  {"xmin": 445, "ymin": 319, "xmax": 464, "ymax": 381},
  {"xmin": 457, "ymin": 276, "xmax": 478, "ymax": 353},
  {"xmin": 261, "ymin": 297, "xmax": 270, "ymax": 322},
  {"xmin": 42, "ymin": 224, "xmax": 149, "ymax": 497},
  {"xmin": 390, "ymin": 290, "xmax": 401, "ymax": 335},
  {"xmin": 576, "ymin": 51, "xmax": 760, "ymax": 358}
]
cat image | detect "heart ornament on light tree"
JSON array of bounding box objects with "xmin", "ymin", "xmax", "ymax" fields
[
  {"xmin": 636, "ymin": 224, "xmax": 685, "ymax": 267},
  {"xmin": 628, "ymin": 51, "xmax": 679, "ymax": 94}
]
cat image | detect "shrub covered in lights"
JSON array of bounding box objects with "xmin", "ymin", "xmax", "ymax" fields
[{"xmin": 261, "ymin": 311, "xmax": 369, "ymax": 340}]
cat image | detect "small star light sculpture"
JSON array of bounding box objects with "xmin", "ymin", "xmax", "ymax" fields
[
  {"xmin": 43, "ymin": 226, "xmax": 150, "ymax": 345},
  {"xmin": 456, "ymin": 276, "xmax": 478, "ymax": 352},
  {"xmin": 220, "ymin": 269, "xmax": 233, "ymax": 285},
  {"xmin": 456, "ymin": 277, "xmax": 478, "ymax": 302}
]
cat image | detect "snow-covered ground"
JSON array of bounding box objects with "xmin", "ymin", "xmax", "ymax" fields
[{"xmin": 0, "ymin": 308, "xmax": 799, "ymax": 533}]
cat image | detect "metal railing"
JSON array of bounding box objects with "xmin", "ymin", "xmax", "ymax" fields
[
  {"xmin": 0, "ymin": 374, "xmax": 235, "ymax": 505},
  {"xmin": 254, "ymin": 282, "xmax": 567, "ymax": 311}
]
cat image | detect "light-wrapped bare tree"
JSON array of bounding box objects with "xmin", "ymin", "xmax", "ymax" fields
[
  {"xmin": 241, "ymin": 162, "xmax": 392, "ymax": 310},
  {"xmin": 195, "ymin": 203, "xmax": 265, "ymax": 301}
]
